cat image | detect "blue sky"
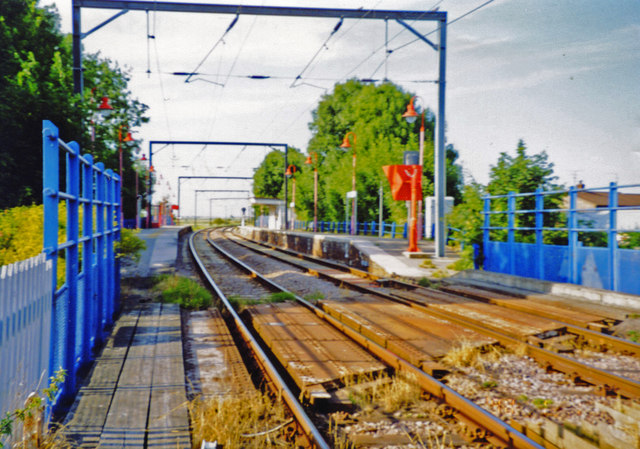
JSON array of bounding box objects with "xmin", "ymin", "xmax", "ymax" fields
[{"xmin": 43, "ymin": 0, "xmax": 639, "ymax": 216}]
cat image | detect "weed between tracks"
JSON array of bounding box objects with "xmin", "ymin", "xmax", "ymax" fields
[
  {"xmin": 329, "ymin": 373, "xmax": 458, "ymax": 448},
  {"xmin": 441, "ymin": 340, "xmax": 503, "ymax": 371},
  {"xmin": 189, "ymin": 392, "xmax": 290, "ymax": 449},
  {"xmin": 227, "ymin": 292, "xmax": 295, "ymax": 310},
  {"xmin": 154, "ymin": 274, "xmax": 213, "ymax": 309}
]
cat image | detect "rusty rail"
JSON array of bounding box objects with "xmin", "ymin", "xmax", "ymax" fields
[
  {"xmin": 189, "ymin": 230, "xmax": 331, "ymax": 449},
  {"xmin": 228, "ymin": 232, "xmax": 640, "ymax": 399},
  {"xmin": 211, "ymin": 230, "xmax": 544, "ymax": 449}
]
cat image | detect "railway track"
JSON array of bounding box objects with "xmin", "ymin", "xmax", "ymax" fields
[
  {"xmin": 190, "ymin": 228, "xmax": 548, "ymax": 448},
  {"xmin": 209, "ymin": 227, "xmax": 640, "ymax": 447},
  {"xmin": 228, "ymin": 228, "xmax": 640, "ymax": 400}
]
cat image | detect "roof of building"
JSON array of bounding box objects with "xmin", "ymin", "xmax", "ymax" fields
[{"xmin": 578, "ymin": 191, "xmax": 640, "ymax": 207}]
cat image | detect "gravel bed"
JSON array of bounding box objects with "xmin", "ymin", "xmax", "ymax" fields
[
  {"xmin": 214, "ymin": 234, "xmax": 354, "ymax": 301},
  {"xmin": 441, "ymin": 352, "xmax": 640, "ymax": 445},
  {"xmin": 571, "ymin": 349, "xmax": 640, "ymax": 383}
]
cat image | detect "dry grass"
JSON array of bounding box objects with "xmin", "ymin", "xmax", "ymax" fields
[
  {"xmin": 188, "ymin": 392, "xmax": 290, "ymax": 449},
  {"xmin": 441, "ymin": 340, "xmax": 503, "ymax": 370},
  {"xmin": 345, "ymin": 372, "xmax": 422, "ymax": 414}
]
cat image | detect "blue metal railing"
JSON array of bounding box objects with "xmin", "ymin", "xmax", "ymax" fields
[
  {"xmin": 482, "ymin": 183, "xmax": 640, "ymax": 295},
  {"xmin": 43, "ymin": 120, "xmax": 120, "ymax": 403}
]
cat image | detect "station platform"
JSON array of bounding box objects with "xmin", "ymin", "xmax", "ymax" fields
[
  {"xmin": 237, "ymin": 226, "xmax": 462, "ymax": 279},
  {"xmin": 121, "ymin": 226, "xmax": 191, "ymax": 278},
  {"xmin": 63, "ymin": 226, "xmax": 191, "ymax": 448}
]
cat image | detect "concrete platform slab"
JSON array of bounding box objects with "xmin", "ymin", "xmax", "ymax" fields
[{"xmin": 122, "ymin": 226, "xmax": 191, "ymax": 278}]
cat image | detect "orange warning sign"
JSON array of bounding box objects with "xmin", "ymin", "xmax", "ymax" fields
[{"xmin": 382, "ymin": 165, "xmax": 422, "ymax": 201}]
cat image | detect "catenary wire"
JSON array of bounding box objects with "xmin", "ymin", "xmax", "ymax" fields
[
  {"xmin": 290, "ymin": 17, "xmax": 343, "ymax": 88},
  {"xmin": 185, "ymin": 14, "xmax": 239, "ymax": 83}
]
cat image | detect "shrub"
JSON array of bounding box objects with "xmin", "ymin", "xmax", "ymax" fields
[{"xmin": 116, "ymin": 228, "xmax": 146, "ymax": 261}]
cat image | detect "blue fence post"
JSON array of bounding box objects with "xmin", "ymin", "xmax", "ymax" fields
[
  {"xmin": 507, "ymin": 192, "xmax": 516, "ymax": 275},
  {"xmin": 568, "ymin": 186, "xmax": 578, "ymax": 284},
  {"xmin": 65, "ymin": 141, "xmax": 80, "ymax": 394},
  {"xmin": 391, "ymin": 222, "xmax": 396, "ymax": 238},
  {"xmin": 403, "ymin": 223, "xmax": 407, "ymax": 239},
  {"xmin": 608, "ymin": 182, "xmax": 618, "ymax": 291},
  {"xmin": 115, "ymin": 174, "xmax": 121, "ymax": 312},
  {"xmin": 95, "ymin": 163, "xmax": 106, "ymax": 344},
  {"xmin": 105, "ymin": 170, "xmax": 116, "ymax": 321},
  {"xmin": 82, "ymin": 154, "xmax": 94, "ymax": 360},
  {"xmin": 42, "ymin": 121, "xmax": 59, "ymax": 382},
  {"xmin": 535, "ymin": 188, "xmax": 544, "ymax": 280},
  {"xmin": 483, "ymin": 196, "xmax": 490, "ymax": 268}
]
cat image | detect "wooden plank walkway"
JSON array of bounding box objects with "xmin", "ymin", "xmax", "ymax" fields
[{"xmin": 63, "ymin": 303, "xmax": 190, "ymax": 448}]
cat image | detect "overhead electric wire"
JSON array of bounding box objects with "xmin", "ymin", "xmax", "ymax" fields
[
  {"xmin": 339, "ymin": 0, "xmax": 491, "ymax": 82},
  {"xmin": 290, "ymin": 17, "xmax": 343, "ymax": 88},
  {"xmin": 205, "ymin": 9, "xmax": 262, "ymax": 140},
  {"xmin": 151, "ymin": 19, "xmax": 173, "ymax": 142},
  {"xmin": 391, "ymin": 0, "xmax": 495, "ymax": 53},
  {"xmin": 185, "ymin": 14, "xmax": 239, "ymax": 84}
]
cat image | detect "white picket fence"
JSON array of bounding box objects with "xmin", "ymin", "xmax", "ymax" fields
[{"xmin": 0, "ymin": 253, "xmax": 53, "ymax": 417}]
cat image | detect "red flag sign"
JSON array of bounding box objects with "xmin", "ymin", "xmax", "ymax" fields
[{"xmin": 382, "ymin": 165, "xmax": 422, "ymax": 201}]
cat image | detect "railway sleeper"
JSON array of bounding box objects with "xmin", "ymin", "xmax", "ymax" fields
[{"xmin": 527, "ymin": 332, "xmax": 578, "ymax": 353}]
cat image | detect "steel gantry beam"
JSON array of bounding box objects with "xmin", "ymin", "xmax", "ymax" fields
[
  {"xmin": 76, "ymin": 1, "xmax": 448, "ymax": 255},
  {"xmin": 147, "ymin": 140, "xmax": 288, "ymax": 226}
]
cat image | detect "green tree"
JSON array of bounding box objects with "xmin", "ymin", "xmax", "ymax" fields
[
  {"xmin": 487, "ymin": 140, "xmax": 562, "ymax": 242},
  {"xmin": 303, "ymin": 79, "xmax": 462, "ymax": 224},
  {"xmin": 447, "ymin": 181, "xmax": 485, "ymax": 266},
  {"xmin": 0, "ymin": 0, "xmax": 149, "ymax": 220}
]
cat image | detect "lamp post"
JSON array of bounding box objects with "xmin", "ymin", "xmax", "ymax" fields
[
  {"xmin": 285, "ymin": 164, "xmax": 297, "ymax": 230},
  {"xmin": 117, "ymin": 127, "xmax": 134, "ymax": 226},
  {"xmin": 305, "ymin": 152, "xmax": 319, "ymax": 232},
  {"xmin": 340, "ymin": 132, "xmax": 357, "ymax": 235},
  {"xmin": 402, "ymin": 96, "xmax": 425, "ymax": 241}
]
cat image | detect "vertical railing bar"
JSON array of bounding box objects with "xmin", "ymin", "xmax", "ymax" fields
[
  {"xmin": 82, "ymin": 154, "xmax": 94, "ymax": 362},
  {"xmin": 65, "ymin": 141, "xmax": 80, "ymax": 394},
  {"xmin": 95, "ymin": 163, "xmax": 106, "ymax": 344},
  {"xmin": 507, "ymin": 192, "xmax": 515, "ymax": 275},
  {"xmin": 42, "ymin": 120, "xmax": 59, "ymax": 385},
  {"xmin": 608, "ymin": 182, "xmax": 618, "ymax": 291},
  {"xmin": 483, "ymin": 196, "xmax": 490, "ymax": 269},
  {"xmin": 535, "ymin": 188, "xmax": 544, "ymax": 280},
  {"xmin": 568, "ymin": 186, "xmax": 578, "ymax": 284}
]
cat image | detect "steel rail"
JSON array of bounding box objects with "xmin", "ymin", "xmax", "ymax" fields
[
  {"xmin": 227, "ymin": 232, "xmax": 640, "ymax": 399},
  {"xmin": 435, "ymin": 283, "xmax": 640, "ymax": 356},
  {"xmin": 209, "ymin": 229, "xmax": 544, "ymax": 449},
  {"xmin": 188, "ymin": 230, "xmax": 330, "ymax": 449}
]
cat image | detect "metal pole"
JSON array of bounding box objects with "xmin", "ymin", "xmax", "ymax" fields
[
  {"xmin": 408, "ymin": 166, "xmax": 419, "ymax": 252},
  {"xmin": 351, "ymin": 151, "xmax": 356, "ymax": 235},
  {"xmin": 72, "ymin": 0, "xmax": 83, "ymax": 94},
  {"xmin": 418, "ymin": 113, "xmax": 425, "ymax": 239},
  {"xmin": 147, "ymin": 142, "xmax": 152, "ymax": 227},
  {"xmin": 435, "ymin": 16, "xmax": 447, "ymax": 257},
  {"xmin": 118, "ymin": 132, "xmax": 123, "ymax": 227},
  {"xmin": 284, "ymin": 147, "xmax": 288, "ymax": 230},
  {"xmin": 135, "ymin": 170, "xmax": 139, "ymax": 228},
  {"xmin": 378, "ymin": 182, "xmax": 383, "ymax": 238},
  {"xmin": 313, "ymin": 167, "xmax": 318, "ymax": 232}
]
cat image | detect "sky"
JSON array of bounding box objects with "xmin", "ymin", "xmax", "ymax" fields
[{"xmin": 42, "ymin": 0, "xmax": 640, "ymax": 217}]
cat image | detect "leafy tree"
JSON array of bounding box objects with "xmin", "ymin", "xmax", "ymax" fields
[
  {"xmin": 0, "ymin": 0, "xmax": 149, "ymax": 221},
  {"xmin": 487, "ymin": 140, "xmax": 563, "ymax": 242},
  {"xmin": 447, "ymin": 181, "xmax": 485, "ymax": 266},
  {"xmin": 301, "ymin": 79, "xmax": 462, "ymax": 223}
]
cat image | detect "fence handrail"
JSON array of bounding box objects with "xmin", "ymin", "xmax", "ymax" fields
[
  {"xmin": 42, "ymin": 120, "xmax": 120, "ymax": 407},
  {"xmin": 481, "ymin": 182, "xmax": 640, "ymax": 294}
]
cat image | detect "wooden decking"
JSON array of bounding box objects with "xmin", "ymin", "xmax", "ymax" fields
[{"xmin": 63, "ymin": 303, "xmax": 190, "ymax": 448}]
